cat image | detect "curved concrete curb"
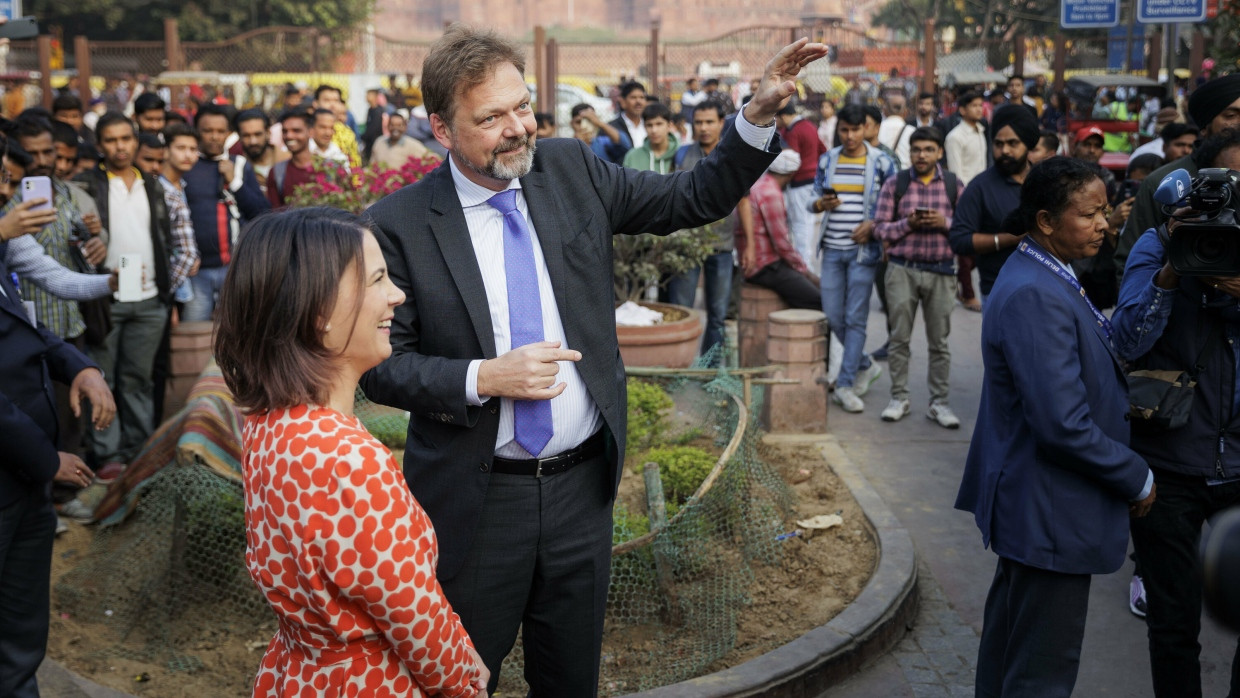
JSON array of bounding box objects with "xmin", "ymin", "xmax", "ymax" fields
[{"xmin": 622, "ymin": 434, "xmax": 919, "ymax": 698}]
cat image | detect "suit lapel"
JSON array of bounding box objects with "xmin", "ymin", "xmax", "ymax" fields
[
  {"xmin": 518, "ymin": 171, "xmax": 571, "ymax": 323},
  {"xmin": 1017, "ymin": 244, "xmax": 1120, "ymax": 366},
  {"xmin": 425, "ymin": 167, "xmax": 498, "ymax": 358}
]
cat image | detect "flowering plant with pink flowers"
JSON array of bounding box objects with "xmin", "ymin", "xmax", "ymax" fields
[{"xmin": 286, "ymin": 154, "xmax": 442, "ymax": 213}]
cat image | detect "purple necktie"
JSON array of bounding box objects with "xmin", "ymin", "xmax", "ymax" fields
[{"xmin": 487, "ymin": 189, "xmax": 554, "ymax": 457}]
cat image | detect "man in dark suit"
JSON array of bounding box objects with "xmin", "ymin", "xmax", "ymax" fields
[
  {"xmin": 954, "ymin": 157, "xmax": 1155, "ymax": 696},
  {"xmin": 360, "ymin": 25, "xmax": 825, "ymax": 695},
  {"xmin": 0, "ymin": 244, "xmax": 114, "ymax": 696}
]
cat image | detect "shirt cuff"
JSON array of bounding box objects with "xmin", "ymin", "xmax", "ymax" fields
[
  {"xmin": 465, "ymin": 359, "xmax": 487, "ymax": 407},
  {"xmin": 735, "ymin": 110, "xmax": 777, "ymax": 151},
  {"xmin": 1134, "ymin": 470, "xmax": 1154, "ymax": 502}
]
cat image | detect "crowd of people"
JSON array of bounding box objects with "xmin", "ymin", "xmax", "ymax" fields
[{"xmin": 2, "ymin": 15, "xmax": 1239, "ymax": 698}]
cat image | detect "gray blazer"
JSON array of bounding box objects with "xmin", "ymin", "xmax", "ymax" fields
[{"xmin": 361, "ymin": 126, "xmax": 776, "ymax": 579}]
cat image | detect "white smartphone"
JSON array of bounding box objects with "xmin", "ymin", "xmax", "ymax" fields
[
  {"xmin": 21, "ymin": 176, "xmax": 52, "ymax": 212},
  {"xmin": 118, "ymin": 254, "xmax": 142, "ymax": 302}
]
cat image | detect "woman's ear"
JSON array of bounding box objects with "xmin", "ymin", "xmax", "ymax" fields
[{"xmin": 1035, "ymin": 209, "xmax": 1055, "ymax": 237}]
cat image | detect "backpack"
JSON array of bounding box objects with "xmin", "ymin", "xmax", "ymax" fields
[{"xmin": 891, "ymin": 169, "xmax": 958, "ymax": 216}]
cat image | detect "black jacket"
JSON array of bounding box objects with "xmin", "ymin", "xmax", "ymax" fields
[{"xmin": 74, "ymin": 167, "xmax": 173, "ymax": 302}]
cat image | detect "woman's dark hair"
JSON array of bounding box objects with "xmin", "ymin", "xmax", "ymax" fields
[
  {"xmin": 213, "ymin": 207, "xmax": 369, "ymax": 413},
  {"xmin": 1002, "ymin": 156, "xmax": 1102, "ymax": 235},
  {"xmin": 1192, "ymin": 127, "xmax": 1240, "ymax": 169}
]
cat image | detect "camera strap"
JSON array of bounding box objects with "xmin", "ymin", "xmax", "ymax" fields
[{"xmin": 1019, "ymin": 240, "xmax": 1113, "ymax": 341}]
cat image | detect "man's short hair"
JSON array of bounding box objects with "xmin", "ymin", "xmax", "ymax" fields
[
  {"xmin": 278, "ymin": 109, "xmax": 313, "ymax": 129},
  {"xmin": 163, "ymin": 122, "xmax": 200, "ymax": 144},
  {"xmin": 1008, "ymin": 74, "xmax": 1024, "ymax": 85},
  {"xmin": 694, "ymin": 99, "xmax": 727, "ymax": 120},
  {"xmin": 534, "ymin": 112, "xmax": 554, "ymax": 129},
  {"xmin": 863, "ymin": 105, "xmax": 883, "ymax": 125},
  {"xmin": 313, "ymin": 108, "xmax": 335, "ymax": 123},
  {"xmin": 703, "ymin": 78, "xmax": 720, "ymax": 88},
  {"xmin": 1160, "ymin": 122, "xmax": 1200, "ymax": 143},
  {"xmin": 95, "ymin": 112, "xmax": 136, "ymax": 139},
  {"xmin": 314, "ymin": 84, "xmax": 343, "ymax": 101},
  {"xmin": 1128, "ymin": 153, "xmax": 1164, "ymax": 177},
  {"xmin": 233, "ymin": 108, "xmax": 270, "ymax": 132},
  {"xmin": 421, "ymin": 25, "xmax": 526, "ymax": 126},
  {"xmin": 909, "ymin": 126, "xmax": 944, "ymax": 148},
  {"xmin": 133, "ymin": 92, "xmax": 166, "ymax": 114},
  {"xmin": 1038, "ymin": 129, "xmax": 1059, "ymax": 153},
  {"xmin": 6, "ymin": 141, "xmax": 32, "ymax": 168},
  {"xmin": 194, "ymin": 103, "xmax": 231, "ymax": 128},
  {"xmin": 137, "ymin": 132, "xmax": 165, "ymax": 150},
  {"xmin": 50, "ymin": 120, "xmax": 80, "ymax": 149},
  {"xmin": 13, "ymin": 114, "xmax": 52, "ymax": 140},
  {"xmin": 619, "ymin": 81, "xmax": 646, "ymax": 99},
  {"xmin": 917, "ymin": 92, "xmax": 937, "ymax": 105},
  {"xmin": 641, "ymin": 102, "xmax": 673, "ymax": 123},
  {"xmin": 570, "ymin": 102, "xmax": 593, "ymax": 119},
  {"xmin": 51, "ymin": 94, "xmax": 83, "ymax": 114},
  {"xmin": 957, "ymin": 91, "xmax": 984, "ymax": 108},
  {"xmin": 837, "ymin": 104, "xmax": 867, "ymax": 127}
]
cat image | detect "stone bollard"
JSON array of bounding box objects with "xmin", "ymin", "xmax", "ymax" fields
[
  {"xmin": 764, "ymin": 308, "xmax": 828, "ymax": 433},
  {"xmin": 738, "ymin": 283, "xmax": 788, "ymax": 367},
  {"xmin": 164, "ymin": 321, "xmax": 214, "ymax": 422}
]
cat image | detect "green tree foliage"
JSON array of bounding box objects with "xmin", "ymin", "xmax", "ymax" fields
[
  {"xmin": 27, "ymin": 0, "xmax": 375, "ymax": 41},
  {"xmin": 871, "ymin": 0, "xmax": 1059, "ymax": 45},
  {"xmin": 1205, "ymin": 0, "xmax": 1240, "ymax": 72}
]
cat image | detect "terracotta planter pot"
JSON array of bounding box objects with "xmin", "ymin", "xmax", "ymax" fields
[{"xmin": 616, "ymin": 302, "xmax": 703, "ymax": 368}]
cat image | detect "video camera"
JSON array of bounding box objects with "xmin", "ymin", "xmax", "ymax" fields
[{"xmin": 1154, "ymin": 168, "xmax": 1240, "ymax": 276}]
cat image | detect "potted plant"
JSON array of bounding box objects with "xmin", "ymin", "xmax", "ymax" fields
[
  {"xmin": 613, "ymin": 228, "xmax": 716, "ymax": 368},
  {"xmin": 285, "ymin": 155, "xmax": 441, "ymax": 213}
]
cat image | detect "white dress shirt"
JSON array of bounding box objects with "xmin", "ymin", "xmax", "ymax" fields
[
  {"xmin": 621, "ymin": 113, "xmax": 647, "ymax": 149},
  {"xmin": 458, "ymin": 112, "xmax": 775, "ymax": 458}
]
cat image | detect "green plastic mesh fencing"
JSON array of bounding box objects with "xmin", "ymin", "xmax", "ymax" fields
[{"xmin": 54, "ymin": 362, "xmax": 793, "ymax": 696}]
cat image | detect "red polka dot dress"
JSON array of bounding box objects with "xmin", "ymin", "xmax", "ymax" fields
[{"xmin": 242, "ymin": 405, "xmax": 482, "ymax": 697}]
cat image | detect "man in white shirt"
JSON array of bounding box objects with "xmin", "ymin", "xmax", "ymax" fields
[
  {"xmin": 945, "ymin": 91, "xmax": 989, "ymax": 185},
  {"xmin": 879, "ymin": 94, "xmax": 913, "ymax": 169},
  {"xmin": 309, "ymin": 108, "xmax": 349, "ymax": 164}
]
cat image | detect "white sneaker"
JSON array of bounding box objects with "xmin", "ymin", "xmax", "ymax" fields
[
  {"xmin": 832, "ymin": 386, "xmax": 865, "ymax": 413},
  {"xmin": 853, "ymin": 361, "xmax": 883, "ymax": 397},
  {"xmin": 927, "ymin": 401, "xmax": 961, "ymax": 429},
  {"xmin": 881, "ymin": 398, "xmax": 911, "ymax": 422}
]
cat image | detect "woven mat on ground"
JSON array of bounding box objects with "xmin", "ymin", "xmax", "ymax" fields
[{"xmin": 94, "ymin": 360, "xmax": 243, "ymax": 526}]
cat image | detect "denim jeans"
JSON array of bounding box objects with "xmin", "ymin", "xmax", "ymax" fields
[
  {"xmin": 820, "ymin": 244, "xmax": 878, "ymax": 388},
  {"xmin": 1129, "ymin": 468, "xmax": 1240, "ymax": 698},
  {"xmin": 181, "ymin": 265, "xmax": 230, "ymax": 323},
  {"xmin": 667, "ymin": 251, "xmax": 733, "ymax": 359}
]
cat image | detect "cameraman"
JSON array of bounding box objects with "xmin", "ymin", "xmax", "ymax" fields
[{"xmin": 1111, "ymin": 128, "xmax": 1240, "ymax": 698}]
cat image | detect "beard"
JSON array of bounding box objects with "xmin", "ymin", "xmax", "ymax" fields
[
  {"xmin": 243, "ymin": 142, "xmax": 268, "ymax": 160},
  {"xmin": 453, "ymin": 134, "xmax": 536, "ymax": 182},
  {"xmin": 996, "ymin": 152, "xmax": 1028, "ymax": 177}
]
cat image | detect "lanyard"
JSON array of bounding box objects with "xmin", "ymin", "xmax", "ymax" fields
[{"xmin": 1018, "ymin": 240, "xmax": 1113, "ymax": 341}]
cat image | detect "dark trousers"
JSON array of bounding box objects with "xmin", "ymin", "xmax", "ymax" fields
[
  {"xmin": 52, "ymin": 333, "xmax": 86, "ymax": 457},
  {"xmin": 1130, "ymin": 468, "xmax": 1240, "ymax": 698},
  {"xmin": 976, "ymin": 557, "xmax": 1091, "ymax": 698},
  {"xmin": 748, "ymin": 260, "xmax": 820, "ymax": 309},
  {"xmin": 958, "ymin": 255, "xmax": 978, "ymax": 301},
  {"xmin": 439, "ymin": 455, "xmax": 613, "ymax": 697},
  {"xmin": 0, "ymin": 494, "xmax": 55, "ymax": 698}
]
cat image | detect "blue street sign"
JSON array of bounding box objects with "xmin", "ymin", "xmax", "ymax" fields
[
  {"xmin": 1108, "ymin": 23, "xmax": 1146, "ymax": 71},
  {"xmin": 1138, "ymin": 0, "xmax": 1206, "ymax": 22},
  {"xmin": 1062, "ymin": 0, "xmax": 1121, "ymax": 28}
]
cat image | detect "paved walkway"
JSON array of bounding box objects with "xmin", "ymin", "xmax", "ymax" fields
[{"xmin": 819, "ymin": 299, "xmax": 1236, "ymax": 697}]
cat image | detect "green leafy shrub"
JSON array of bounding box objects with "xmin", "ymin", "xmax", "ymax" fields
[
  {"xmin": 643, "ymin": 445, "xmax": 716, "ymax": 503},
  {"xmin": 627, "ymin": 379, "xmax": 674, "ymax": 452}
]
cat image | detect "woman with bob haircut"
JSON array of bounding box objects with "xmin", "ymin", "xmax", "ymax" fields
[
  {"xmin": 213, "ymin": 207, "xmax": 488, "ymax": 698},
  {"xmin": 955, "ymin": 157, "xmax": 1156, "ymax": 696}
]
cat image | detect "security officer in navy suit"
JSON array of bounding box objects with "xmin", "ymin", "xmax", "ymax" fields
[{"xmin": 0, "ymin": 240, "xmax": 115, "ymax": 697}]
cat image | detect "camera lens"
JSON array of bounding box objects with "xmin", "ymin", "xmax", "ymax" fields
[
  {"xmin": 1203, "ymin": 508, "xmax": 1240, "ymax": 632},
  {"xmin": 1192, "ymin": 230, "xmax": 1237, "ymax": 266}
]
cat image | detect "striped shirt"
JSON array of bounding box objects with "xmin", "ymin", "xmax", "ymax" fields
[
  {"xmin": 823, "ymin": 154, "xmax": 867, "ymax": 250},
  {"xmin": 9, "ymin": 178, "xmax": 88, "ymax": 338}
]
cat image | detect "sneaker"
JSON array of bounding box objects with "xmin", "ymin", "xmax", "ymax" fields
[
  {"xmin": 853, "ymin": 361, "xmax": 883, "ymax": 397},
  {"xmin": 55, "ymin": 515, "xmax": 68, "ymax": 536},
  {"xmin": 58, "ymin": 498, "xmax": 95, "ymax": 523},
  {"xmin": 871, "ymin": 342, "xmax": 890, "ymax": 361},
  {"xmin": 831, "ymin": 386, "xmax": 865, "ymax": 413},
  {"xmin": 926, "ymin": 401, "xmax": 961, "ymax": 429},
  {"xmin": 1129, "ymin": 575, "xmax": 1148, "ymax": 618},
  {"xmin": 961, "ymin": 297, "xmax": 982, "ymax": 312},
  {"xmin": 881, "ymin": 398, "xmax": 911, "ymax": 422},
  {"xmin": 94, "ymin": 461, "xmax": 126, "ymax": 484}
]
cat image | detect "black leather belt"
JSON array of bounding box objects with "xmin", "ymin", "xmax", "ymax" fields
[{"xmin": 491, "ymin": 430, "xmax": 605, "ymax": 477}]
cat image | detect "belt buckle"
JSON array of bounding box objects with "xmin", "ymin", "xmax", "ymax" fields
[{"xmin": 535, "ymin": 456, "xmax": 550, "ymax": 478}]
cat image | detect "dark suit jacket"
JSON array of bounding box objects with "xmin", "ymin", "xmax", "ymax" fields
[
  {"xmin": 954, "ymin": 238, "xmax": 1149, "ymax": 575},
  {"xmin": 361, "ymin": 126, "xmax": 776, "ymax": 579},
  {"xmin": 0, "ymin": 244, "xmax": 98, "ymax": 509}
]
